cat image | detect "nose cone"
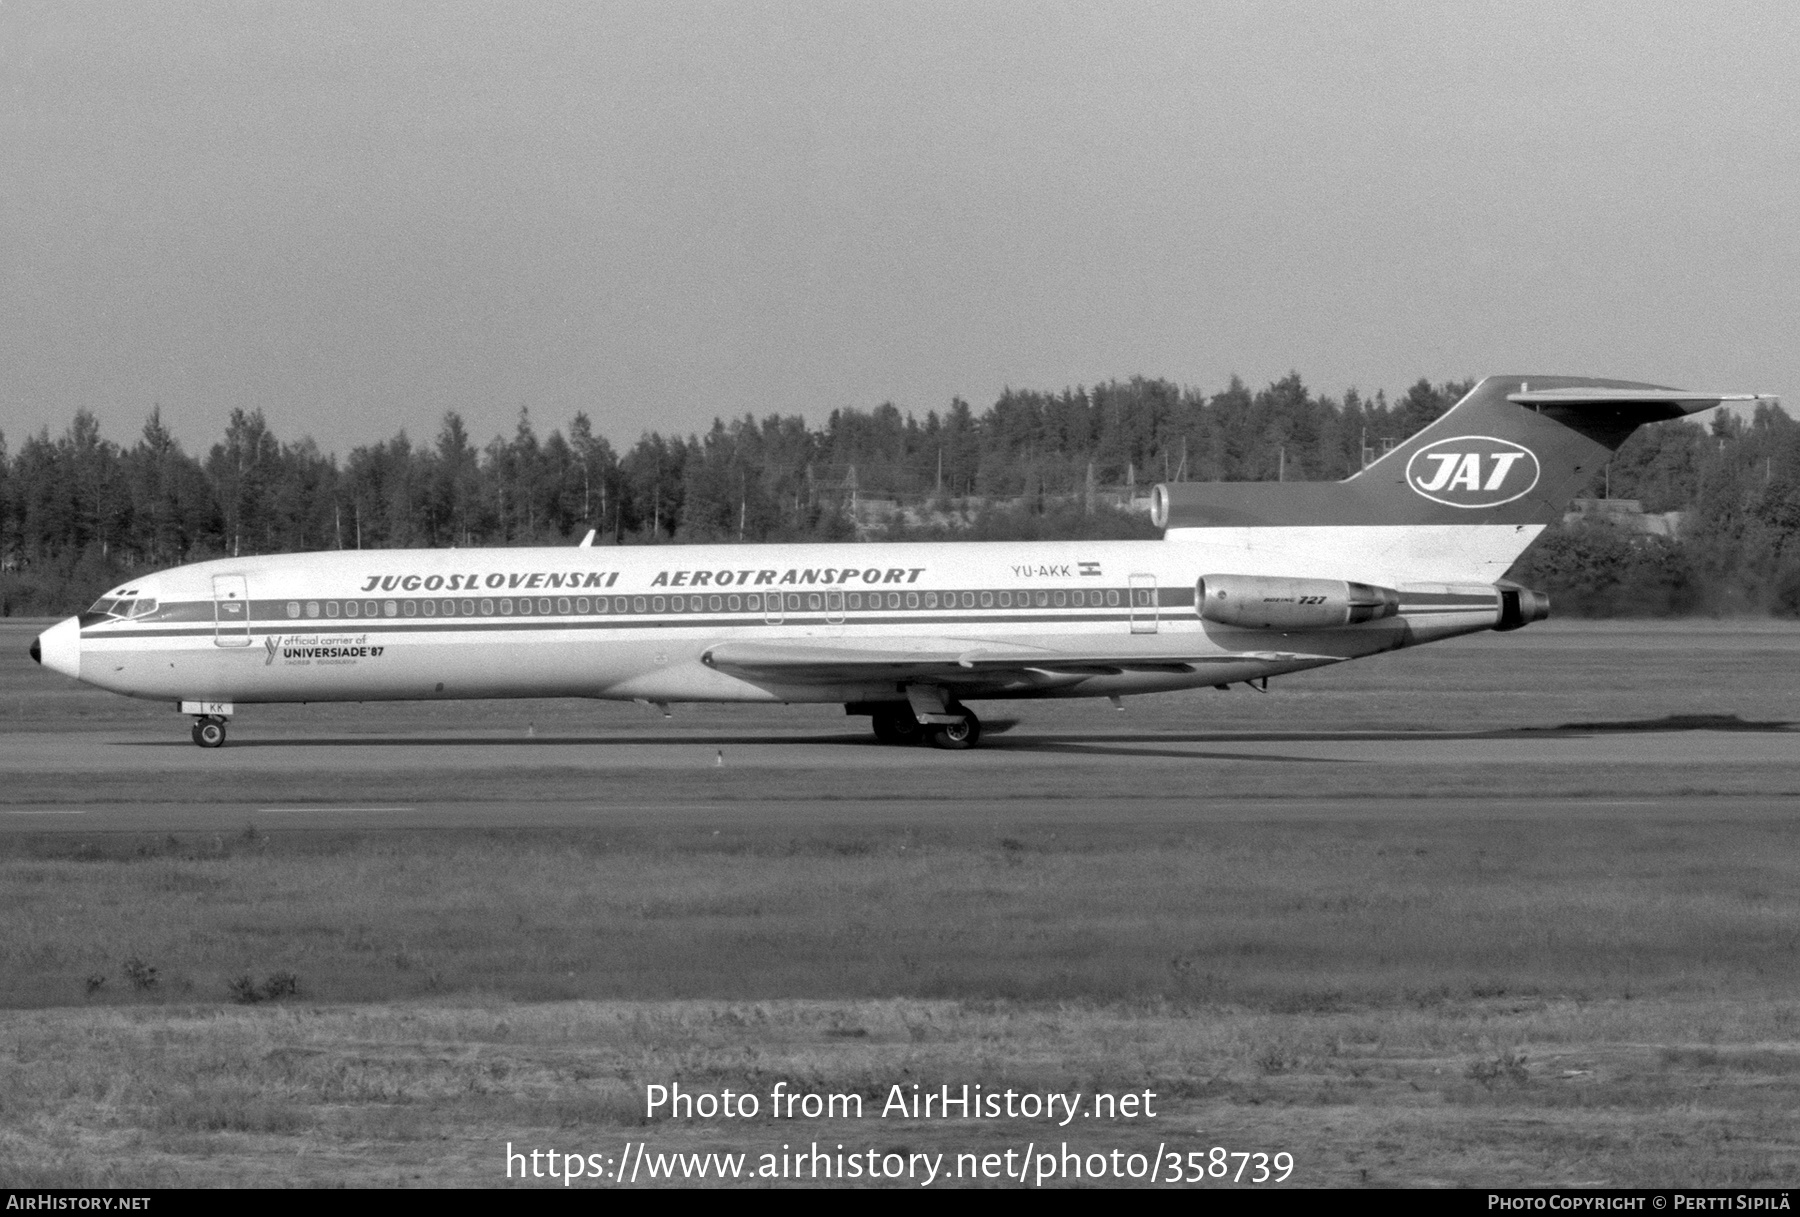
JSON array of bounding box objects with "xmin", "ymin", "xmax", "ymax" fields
[{"xmin": 34, "ymin": 617, "xmax": 82, "ymax": 680}]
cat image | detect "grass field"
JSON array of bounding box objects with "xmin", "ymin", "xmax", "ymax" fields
[
  {"xmin": 2, "ymin": 619, "xmax": 1800, "ymax": 1186},
  {"xmin": 6, "ymin": 813, "xmax": 1799, "ymax": 1010}
]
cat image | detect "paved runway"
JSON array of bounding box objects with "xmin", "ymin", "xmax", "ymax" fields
[
  {"xmin": 7, "ymin": 617, "xmax": 1800, "ymax": 829},
  {"xmin": 1, "ymin": 792, "xmax": 1794, "ymax": 832},
  {"xmin": 4, "ymin": 712, "xmax": 1797, "ymax": 770},
  {"xmin": 1, "ymin": 715, "xmax": 1796, "ymax": 831},
  {"xmin": 0, "ymin": 709, "xmax": 1792, "ymax": 831}
]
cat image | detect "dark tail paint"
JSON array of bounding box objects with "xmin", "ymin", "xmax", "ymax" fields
[{"xmin": 1153, "ymin": 375, "xmax": 1746, "ymax": 529}]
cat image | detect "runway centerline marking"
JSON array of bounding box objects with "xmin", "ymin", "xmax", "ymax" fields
[
  {"xmin": 256, "ymin": 806, "xmax": 418, "ymax": 813},
  {"xmin": 4, "ymin": 808, "xmax": 87, "ymax": 815},
  {"xmin": 585, "ymin": 806, "xmax": 729, "ymax": 814}
]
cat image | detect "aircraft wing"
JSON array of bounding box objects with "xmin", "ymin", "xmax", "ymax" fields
[{"xmin": 700, "ymin": 640, "xmax": 1343, "ymax": 682}]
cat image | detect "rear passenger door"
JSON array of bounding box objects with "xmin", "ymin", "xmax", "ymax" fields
[{"xmin": 1129, "ymin": 574, "xmax": 1158, "ymax": 634}]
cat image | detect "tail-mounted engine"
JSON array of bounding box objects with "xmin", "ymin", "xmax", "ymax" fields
[
  {"xmin": 1494, "ymin": 583, "xmax": 1551, "ymax": 631},
  {"xmin": 1197, "ymin": 574, "xmax": 1402, "ymax": 631}
]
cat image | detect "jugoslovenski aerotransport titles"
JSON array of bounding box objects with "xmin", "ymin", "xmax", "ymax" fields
[{"xmin": 30, "ymin": 377, "xmax": 1774, "ymax": 749}]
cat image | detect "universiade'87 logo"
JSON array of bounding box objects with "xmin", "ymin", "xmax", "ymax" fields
[{"xmin": 1404, "ymin": 435, "xmax": 1541, "ymax": 508}]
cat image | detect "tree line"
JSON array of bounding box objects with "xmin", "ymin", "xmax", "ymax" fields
[{"xmin": 1, "ymin": 374, "xmax": 1794, "ymax": 616}]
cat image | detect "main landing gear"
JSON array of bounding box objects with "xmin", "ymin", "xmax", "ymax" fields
[
  {"xmin": 191, "ymin": 716, "xmax": 227, "ymax": 748},
  {"xmin": 869, "ymin": 703, "xmax": 982, "ymax": 750},
  {"xmin": 870, "ymin": 706, "xmax": 924, "ymax": 745}
]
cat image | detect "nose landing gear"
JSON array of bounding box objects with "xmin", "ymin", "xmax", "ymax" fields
[{"xmin": 191, "ymin": 716, "xmax": 227, "ymax": 748}]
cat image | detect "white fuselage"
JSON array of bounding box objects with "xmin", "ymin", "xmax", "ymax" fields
[{"xmin": 43, "ymin": 531, "xmax": 1517, "ymax": 710}]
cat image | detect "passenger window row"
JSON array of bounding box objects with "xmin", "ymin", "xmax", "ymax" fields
[{"xmin": 279, "ymin": 588, "xmax": 1126, "ymax": 620}]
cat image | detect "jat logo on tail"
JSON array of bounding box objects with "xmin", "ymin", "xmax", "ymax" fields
[{"xmin": 1404, "ymin": 435, "xmax": 1541, "ymax": 508}]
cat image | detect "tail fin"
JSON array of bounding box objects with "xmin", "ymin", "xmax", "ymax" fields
[{"xmin": 1152, "ymin": 375, "xmax": 1775, "ymax": 530}]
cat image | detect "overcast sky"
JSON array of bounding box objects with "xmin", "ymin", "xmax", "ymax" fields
[{"xmin": 2, "ymin": 0, "xmax": 1795, "ymax": 457}]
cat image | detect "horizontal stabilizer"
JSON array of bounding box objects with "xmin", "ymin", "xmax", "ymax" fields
[{"xmin": 1508, "ymin": 388, "xmax": 1777, "ymax": 412}]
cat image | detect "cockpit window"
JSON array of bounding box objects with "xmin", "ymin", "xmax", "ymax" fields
[{"xmin": 83, "ymin": 598, "xmax": 154, "ymax": 620}]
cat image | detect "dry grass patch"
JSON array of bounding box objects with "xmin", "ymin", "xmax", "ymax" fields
[{"xmin": 3, "ymin": 998, "xmax": 1799, "ymax": 1187}]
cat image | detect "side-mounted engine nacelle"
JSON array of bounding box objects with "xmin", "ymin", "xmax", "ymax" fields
[{"xmin": 1196, "ymin": 574, "xmax": 1402, "ymax": 631}]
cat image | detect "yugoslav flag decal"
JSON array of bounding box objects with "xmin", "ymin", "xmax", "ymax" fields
[{"xmin": 1404, "ymin": 436, "xmax": 1541, "ymax": 508}]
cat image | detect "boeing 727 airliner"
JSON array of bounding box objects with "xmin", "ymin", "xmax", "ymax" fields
[{"xmin": 29, "ymin": 376, "xmax": 1773, "ymax": 748}]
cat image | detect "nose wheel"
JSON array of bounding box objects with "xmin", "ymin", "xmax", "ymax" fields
[{"xmin": 191, "ymin": 716, "xmax": 227, "ymax": 748}]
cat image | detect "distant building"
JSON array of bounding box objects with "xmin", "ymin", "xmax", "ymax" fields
[{"xmin": 1563, "ymin": 498, "xmax": 1686, "ymax": 539}]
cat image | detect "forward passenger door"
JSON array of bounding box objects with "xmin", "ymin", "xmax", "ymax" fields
[{"xmin": 213, "ymin": 575, "xmax": 251, "ymax": 647}]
